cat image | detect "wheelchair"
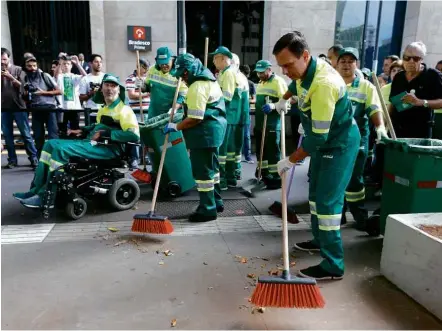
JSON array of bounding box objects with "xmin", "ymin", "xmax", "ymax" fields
[{"xmin": 41, "ymin": 137, "xmax": 141, "ymax": 221}]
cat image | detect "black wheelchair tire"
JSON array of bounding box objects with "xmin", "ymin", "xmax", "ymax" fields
[
  {"xmin": 167, "ymin": 181, "xmax": 181, "ymax": 197},
  {"xmin": 108, "ymin": 178, "xmax": 140, "ymax": 211},
  {"xmin": 65, "ymin": 198, "xmax": 87, "ymax": 220}
]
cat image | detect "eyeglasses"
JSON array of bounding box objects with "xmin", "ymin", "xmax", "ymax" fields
[{"xmin": 403, "ymin": 55, "xmax": 422, "ymax": 62}]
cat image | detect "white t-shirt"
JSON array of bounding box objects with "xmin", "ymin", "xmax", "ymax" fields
[
  {"xmin": 79, "ymin": 72, "xmax": 105, "ymax": 110},
  {"xmin": 56, "ymin": 73, "xmax": 83, "ymax": 110}
]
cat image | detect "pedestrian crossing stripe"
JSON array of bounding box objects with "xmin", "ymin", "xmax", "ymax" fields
[{"xmin": 2, "ymin": 150, "xmax": 27, "ymax": 155}]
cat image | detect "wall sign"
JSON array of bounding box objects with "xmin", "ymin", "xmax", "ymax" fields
[{"xmin": 127, "ymin": 26, "xmax": 152, "ymax": 51}]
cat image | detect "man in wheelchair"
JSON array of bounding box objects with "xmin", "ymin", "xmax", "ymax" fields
[{"xmin": 13, "ymin": 74, "xmax": 140, "ymax": 215}]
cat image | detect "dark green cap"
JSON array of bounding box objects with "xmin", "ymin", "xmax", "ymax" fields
[
  {"xmin": 92, "ymin": 73, "xmax": 126, "ymax": 104},
  {"xmin": 172, "ymin": 53, "xmax": 196, "ymax": 78},
  {"xmin": 156, "ymin": 47, "xmax": 174, "ymax": 65},
  {"xmin": 209, "ymin": 46, "xmax": 233, "ymax": 59},
  {"xmin": 255, "ymin": 60, "xmax": 272, "ymax": 72},
  {"xmin": 338, "ymin": 47, "xmax": 359, "ymax": 61}
]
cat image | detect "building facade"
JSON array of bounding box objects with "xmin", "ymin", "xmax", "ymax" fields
[{"xmin": 2, "ymin": 0, "xmax": 442, "ymax": 81}]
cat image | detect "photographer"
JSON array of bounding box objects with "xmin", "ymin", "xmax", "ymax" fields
[
  {"xmin": 1, "ymin": 47, "xmax": 38, "ymax": 169},
  {"xmin": 79, "ymin": 54, "xmax": 105, "ymax": 125},
  {"xmin": 54, "ymin": 55, "xmax": 87, "ymax": 134},
  {"xmin": 21, "ymin": 56, "xmax": 62, "ymax": 158}
]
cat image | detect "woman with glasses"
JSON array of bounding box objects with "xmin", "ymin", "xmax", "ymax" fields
[{"xmin": 388, "ymin": 41, "xmax": 442, "ymax": 138}]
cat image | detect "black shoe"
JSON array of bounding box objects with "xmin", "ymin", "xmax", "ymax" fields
[
  {"xmin": 217, "ymin": 205, "xmax": 224, "ymax": 213},
  {"xmin": 265, "ymin": 183, "xmax": 281, "ymax": 190},
  {"xmin": 293, "ymin": 240, "xmax": 320, "ymax": 252},
  {"xmin": 236, "ymin": 174, "xmax": 242, "ymax": 181},
  {"xmin": 227, "ymin": 181, "xmax": 237, "ymax": 188},
  {"xmin": 188, "ymin": 213, "xmax": 217, "ymax": 223},
  {"xmin": 298, "ymin": 265, "xmax": 343, "ymax": 280},
  {"xmin": 341, "ymin": 212, "xmax": 347, "ymax": 225},
  {"xmin": 4, "ymin": 162, "xmax": 17, "ymax": 169}
]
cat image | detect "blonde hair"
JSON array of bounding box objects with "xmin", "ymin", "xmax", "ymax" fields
[{"xmin": 405, "ymin": 41, "xmax": 427, "ymax": 58}]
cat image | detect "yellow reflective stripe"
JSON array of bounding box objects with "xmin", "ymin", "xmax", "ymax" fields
[
  {"xmin": 309, "ymin": 201, "xmax": 317, "ymax": 215},
  {"xmin": 49, "ymin": 159, "xmax": 64, "ymax": 172},
  {"xmin": 435, "ymin": 109, "xmax": 442, "ymax": 114},
  {"xmin": 318, "ymin": 214, "xmax": 341, "ymax": 228},
  {"xmin": 196, "ymin": 179, "xmax": 214, "ymax": 192},
  {"xmin": 40, "ymin": 151, "xmax": 51, "ymax": 165},
  {"xmin": 235, "ymin": 155, "xmax": 242, "ymax": 163},
  {"xmin": 188, "ymin": 109, "xmax": 205, "ymax": 119},
  {"xmin": 345, "ymin": 188, "xmax": 365, "ymax": 202},
  {"xmin": 219, "ymin": 155, "xmax": 226, "ymax": 165},
  {"xmin": 223, "ymin": 90, "xmax": 233, "ymax": 100},
  {"xmin": 312, "ymin": 120, "xmax": 331, "ymax": 130},
  {"xmin": 259, "ymin": 160, "xmax": 268, "ymax": 169},
  {"xmin": 312, "ymin": 127, "xmax": 329, "ymax": 134},
  {"xmin": 268, "ymin": 164, "xmax": 278, "ymax": 173},
  {"xmin": 319, "ymin": 225, "xmax": 340, "ymax": 231},
  {"xmin": 349, "ymin": 91, "xmax": 367, "ymax": 101},
  {"xmin": 149, "ymin": 74, "xmax": 178, "ymax": 88}
]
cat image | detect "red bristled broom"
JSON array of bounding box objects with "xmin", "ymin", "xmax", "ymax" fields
[
  {"xmin": 131, "ymin": 78, "xmax": 182, "ymax": 234},
  {"xmin": 250, "ymin": 107, "xmax": 325, "ymax": 309}
]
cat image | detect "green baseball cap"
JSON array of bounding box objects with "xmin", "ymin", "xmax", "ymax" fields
[
  {"xmin": 156, "ymin": 47, "xmax": 174, "ymax": 65},
  {"xmin": 172, "ymin": 53, "xmax": 196, "ymax": 78},
  {"xmin": 338, "ymin": 47, "xmax": 359, "ymax": 61},
  {"xmin": 209, "ymin": 46, "xmax": 233, "ymax": 59},
  {"xmin": 254, "ymin": 60, "xmax": 272, "ymax": 72},
  {"xmin": 92, "ymin": 73, "xmax": 126, "ymax": 104},
  {"xmin": 361, "ymin": 68, "xmax": 371, "ymax": 77}
]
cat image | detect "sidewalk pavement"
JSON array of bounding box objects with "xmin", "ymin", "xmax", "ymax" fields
[{"xmin": 2, "ymin": 226, "xmax": 442, "ymax": 330}]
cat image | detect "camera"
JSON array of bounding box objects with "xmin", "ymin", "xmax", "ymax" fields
[
  {"xmin": 23, "ymin": 83, "xmax": 38, "ymax": 102},
  {"xmin": 89, "ymin": 82, "xmax": 101, "ymax": 90}
]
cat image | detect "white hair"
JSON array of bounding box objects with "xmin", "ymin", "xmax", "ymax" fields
[
  {"xmin": 405, "ymin": 41, "xmax": 427, "ymax": 58},
  {"xmin": 231, "ymin": 53, "xmax": 240, "ymax": 72}
]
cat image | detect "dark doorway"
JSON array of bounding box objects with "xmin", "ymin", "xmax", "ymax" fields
[
  {"xmin": 185, "ymin": 1, "xmax": 264, "ymax": 71},
  {"xmin": 7, "ymin": 0, "xmax": 91, "ymax": 72}
]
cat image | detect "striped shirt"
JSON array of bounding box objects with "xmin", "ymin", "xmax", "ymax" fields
[{"xmin": 125, "ymin": 71, "xmax": 150, "ymax": 113}]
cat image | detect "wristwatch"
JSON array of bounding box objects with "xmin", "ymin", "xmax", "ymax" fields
[{"xmin": 423, "ymin": 99, "xmax": 429, "ymax": 108}]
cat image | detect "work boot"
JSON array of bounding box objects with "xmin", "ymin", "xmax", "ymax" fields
[
  {"xmin": 341, "ymin": 212, "xmax": 347, "ymax": 225},
  {"xmin": 20, "ymin": 195, "xmax": 42, "ymax": 209},
  {"xmin": 298, "ymin": 265, "xmax": 343, "ymax": 281},
  {"xmin": 293, "ymin": 240, "xmax": 320, "ymax": 252},
  {"xmin": 220, "ymin": 179, "xmax": 228, "ymax": 191},
  {"xmin": 4, "ymin": 162, "xmax": 17, "ymax": 169},
  {"xmin": 216, "ymin": 205, "xmax": 224, "ymax": 213},
  {"xmin": 188, "ymin": 213, "xmax": 217, "ymax": 223},
  {"xmin": 227, "ymin": 180, "xmax": 237, "ymax": 188},
  {"xmin": 13, "ymin": 191, "xmax": 35, "ymax": 201}
]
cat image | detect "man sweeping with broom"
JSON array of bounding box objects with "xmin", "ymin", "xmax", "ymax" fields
[
  {"xmin": 274, "ymin": 31, "xmax": 360, "ymax": 280},
  {"xmin": 163, "ymin": 53, "xmax": 227, "ymax": 222}
]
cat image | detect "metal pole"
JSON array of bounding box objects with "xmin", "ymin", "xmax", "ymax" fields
[
  {"xmin": 219, "ymin": 0, "xmax": 223, "ymax": 45},
  {"xmin": 360, "ymin": 0, "xmax": 370, "ymax": 68},
  {"xmin": 372, "ymin": 0, "xmax": 383, "ymax": 74},
  {"xmin": 177, "ymin": 0, "xmax": 187, "ymax": 55}
]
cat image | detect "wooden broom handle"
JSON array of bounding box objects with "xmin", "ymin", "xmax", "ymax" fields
[
  {"xmin": 136, "ymin": 51, "xmax": 144, "ymax": 123},
  {"xmin": 280, "ymin": 108, "xmax": 290, "ymax": 274},
  {"xmin": 204, "ymin": 37, "xmax": 209, "ymax": 67},
  {"xmin": 150, "ymin": 78, "xmax": 182, "ymax": 212},
  {"xmin": 257, "ymin": 96, "xmax": 270, "ymax": 181},
  {"xmin": 371, "ymin": 72, "xmax": 397, "ymax": 140}
]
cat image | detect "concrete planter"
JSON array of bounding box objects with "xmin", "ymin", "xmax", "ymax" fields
[{"xmin": 381, "ymin": 213, "xmax": 442, "ymax": 320}]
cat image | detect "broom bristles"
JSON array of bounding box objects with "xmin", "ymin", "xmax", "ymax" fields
[
  {"xmin": 251, "ymin": 281, "xmax": 325, "ymax": 309},
  {"xmin": 131, "ymin": 217, "xmax": 174, "ymax": 234},
  {"xmin": 131, "ymin": 169, "xmax": 152, "ymax": 183}
]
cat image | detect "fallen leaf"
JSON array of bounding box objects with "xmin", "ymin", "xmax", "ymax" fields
[
  {"xmin": 107, "ymin": 227, "xmax": 119, "ymax": 232},
  {"xmin": 171, "ymin": 319, "xmax": 177, "ymax": 327},
  {"xmin": 208, "ymin": 287, "xmax": 214, "ymax": 290},
  {"xmin": 235, "ymin": 255, "xmax": 242, "ymax": 259},
  {"xmin": 244, "ymin": 286, "xmax": 249, "ymax": 290},
  {"xmin": 268, "ymin": 269, "xmax": 279, "ymax": 276},
  {"xmin": 252, "ymin": 307, "xmax": 266, "ymax": 314},
  {"xmin": 203, "ymin": 262, "xmax": 208, "ymax": 265},
  {"xmin": 240, "ymin": 257, "xmax": 248, "ymax": 264},
  {"xmin": 130, "ymin": 238, "xmax": 140, "ymax": 246},
  {"xmin": 138, "ymin": 247, "xmax": 149, "ymax": 253},
  {"xmin": 159, "ymin": 261, "xmax": 165, "ymax": 265},
  {"xmin": 277, "ymin": 267, "xmax": 284, "ymax": 271},
  {"xmin": 247, "ymin": 273, "xmax": 256, "ymax": 279},
  {"xmin": 114, "ymin": 240, "xmax": 128, "ymax": 247},
  {"xmin": 261, "ymin": 264, "xmax": 266, "ymax": 268},
  {"xmin": 261, "ymin": 257, "xmax": 269, "ymax": 261},
  {"xmin": 163, "ymin": 250, "xmax": 173, "ymax": 256}
]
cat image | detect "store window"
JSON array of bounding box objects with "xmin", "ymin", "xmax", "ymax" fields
[{"xmin": 334, "ymin": 0, "xmax": 407, "ymax": 74}]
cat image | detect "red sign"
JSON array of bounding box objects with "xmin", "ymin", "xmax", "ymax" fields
[{"xmin": 133, "ymin": 27, "xmax": 145, "ymax": 40}]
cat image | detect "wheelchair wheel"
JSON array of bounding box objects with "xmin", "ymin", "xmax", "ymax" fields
[
  {"xmin": 108, "ymin": 178, "xmax": 140, "ymax": 211},
  {"xmin": 167, "ymin": 181, "xmax": 181, "ymax": 197},
  {"xmin": 65, "ymin": 197, "xmax": 87, "ymax": 220}
]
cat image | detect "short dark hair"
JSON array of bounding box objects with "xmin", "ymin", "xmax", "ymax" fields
[
  {"xmin": 89, "ymin": 54, "xmax": 102, "ymax": 63},
  {"xmin": 1, "ymin": 47, "xmax": 11, "ymax": 58},
  {"xmin": 328, "ymin": 44, "xmax": 344, "ymax": 55},
  {"xmin": 240, "ymin": 64, "xmax": 250, "ymax": 76},
  {"xmin": 52, "ymin": 60, "xmax": 59, "ymax": 66},
  {"xmin": 436, "ymin": 60, "xmax": 442, "ymax": 66},
  {"xmin": 385, "ymin": 55, "xmax": 399, "ymax": 62},
  {"xmin": 272, "ymin": 31, "xmax": 310, "ymax": 58}
]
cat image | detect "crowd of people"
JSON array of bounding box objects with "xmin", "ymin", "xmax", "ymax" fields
[{"xmin": 2, "ymin": 32, "xmax": 442, "ymax": 280}]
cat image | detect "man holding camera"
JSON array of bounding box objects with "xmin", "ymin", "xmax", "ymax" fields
[
  {"xmin": 21, "ymin": 55, "xmax": 62, "ymax": 158},
  {"xmin": 1, "ymin": 47, "xmax": 38, "ymax": 169},
  {"xmin": 79, "ymin": 54, "xmax": 105, "ymax": 125}
]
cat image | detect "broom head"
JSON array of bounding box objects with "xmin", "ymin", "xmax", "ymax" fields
[
  {"xmin": 250, "ymin": 274, "xmax": 325, "ymax": 309},
  {"xmin": 132, "ymin": 212, "xmax": 174, "ymax": 234},
  {"xmin": 131, "ymin": 169, "xmax": 152, "ymax": 183},
  {"xmin": 268, "ymin": 201, "xmax": 300, "ymax": 224}
]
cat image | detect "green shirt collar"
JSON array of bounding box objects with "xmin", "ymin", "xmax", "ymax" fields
[
  {"xmin": 106, "ymin": 98, "xmax": 121, "ymax": 110},
  {"xmin": 221, "ymin": 65, "xmax": 231, "ymax": 74},
  {"xmin": 351, "ymin": 75, "xmax": 360, "ymax": 88},
  {"xmin": 300, "ymin": 56, "xmax": 317, "ymax": 90}
]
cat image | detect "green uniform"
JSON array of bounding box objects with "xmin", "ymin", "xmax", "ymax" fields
[
  {"xmin": 29, "ymin": 99, "xmax": 140, "ymax": 197},
  {"xmin": 179, "ymin": 60, "xmax": 227, "ymax": 218},
  {"xmin": 344, "ymin": 76, "xmax": 382, "ymax": 224},
  {"xmin": 234, "ymin": 70, "xmax": 250, "ymax": 179},
  {"xmin": 145, "ymin": 66, "xmax": 188, "ymax": 118},
  {"xmin": 288, "ymin": 57, "xmax": 360, "ymax": 275},
  {"xmin": 255, "ymin": 73, "xmax": 287, "ymax": 185},
  {"xmin": 218, "ymin": 66, "xmax": 241, "ymax": 188}
]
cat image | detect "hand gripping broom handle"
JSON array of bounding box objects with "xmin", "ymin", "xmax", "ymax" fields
[
  {"xmin": 150, "ymin": 78, "xmax": 182, "ymax": 212},
  {"xmin": 280, "ymin": 107, "xmax": 290, "ymax": 278},
  {"xmin": 257, "ymin": 96, "xmax": 269, "ymax": 181},
  {"xmin": 286, "ymin": 135, "xmax": 303, "ymax": 199},
  {"xmin": 204, "ymin": 37, "xmax": 209, "ymax": 67},
  {"xmin": 371, "ymin": 72, "xmax": 397, "ymax": 140}
]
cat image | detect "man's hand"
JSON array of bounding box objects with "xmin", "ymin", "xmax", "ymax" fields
[
  {"xmin": 67, "ymin": 129, "xmax": 83, "ymax": 137},
  {"xmin": 275, "ymin": 98, "xmax": 289, "ymax": 114},
  {"xmin": 298, "ymin": 123, "xmax": 305, "ymax": 135},
  {"xmin": 401, "ymin": 92, "xmax": 423, "ymax": 107},
  {"xmin": 277, "ymin": 157, "xmax": 295, "ymax": 176},
  {"xmin": 91, "ymin": 130, "xmax": 106, "ymax": 141},
  {"xmin": 1, "ymin": 69, "xmax": 13, "ymax": 80},
  {"xmin": 375, "ymin": 124, "xmax": 388, "ymax": 144},
  {"xmin": 71, "ymin": 55, "xmax": 79, "ymax": 65},
  {"xmin": 135, "ymin": 78, "xmax": 144, "ymax": 89},
  {"xmin": 262, "ymin": 103, "xmax": 275, "ymax": 114},
  {"xmin": 163, "ymin": 123, "xmax": 178, "ymax": 134},
  {"xmin": 33, "ymin": 87, "xmax": 46, "ymax": 96}
]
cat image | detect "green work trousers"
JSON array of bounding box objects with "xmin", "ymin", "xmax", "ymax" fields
[
  {"xmin": 309, "ymin": 138, "xmax": 359, "ymax": 275},
  {"xmin": 254, "ymin": 128, "xmax": 281, "ymax": 184},
  {"xmin": 189, "ymin": 147, "xmax": 223, "ymax": 217},
  {"xmin": 344, "ymin": 141, "xmax": 369, "ymax": 224},
  {"xmin": 234, "ymin": 124, "xmax": 244, "ymax": 178},
  {"xmin": 219, "ymin": 124, "xmax": 237, "ymax": 188},
  {"xmin": 30, "ymin": 139, "xmax": 119, "ymax": 197}
]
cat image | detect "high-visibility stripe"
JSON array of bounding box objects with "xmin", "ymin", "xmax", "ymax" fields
[
  {"xmin": 318, "ymin": 214, "xmax": 341, "ymax": 231},
  {"xmin": 213, "ymin": 173, "xmax": 220, "ymax": 184},
  {"xmin": 417, "ymin": 181, "xmax": 442, "ymax": 189},
  {"xmin": 223, "ymin": 91, "xmax": 233, "ymax": 100},
  {"xmin": 384, "ymin": 172, "xmax": 409, "ymax": 187},
  {"xmin": 434, "ymin": 109, "xmax": 442, "ymax": 114},
  {"xmin": 309, "ymin": 201, "xmax": 316, "ymax": 215},
  {"xmin": 312, "ymin": 120, "xmax": 331, "ymax": 130},
  {"xmin": 268, "ymin": 164, "xmax": 278, "ymax": 173},
  {"xmin": 348, "ymin": 91, "xmax": 366, "ymax": 101},
  {"xmin": 235, "ymin": 155, "xmax": 242, "ymax": 163},
  {"xmin": 196, "ymin": 180, "xmax": 214, "ymax": 192},
  {"xmin": 188, "ymin": 109, "xmax": 205, "ymax": 119},
  {"xmin": 345, "ymin": 188, "xmax": 365, "ymax": 202},
  {"xmin": 49, "ymin": 159, "xmax": 64, "ymax": 172}
]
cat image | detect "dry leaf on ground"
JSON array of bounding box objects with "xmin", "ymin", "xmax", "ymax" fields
[
  {"xmin": 240, "ymin": 257, "xmax": 248, "ymax": 264},
  {"xmin": 163, "ymin": 250, "xmax": 173, "ymax": 256},
  {"xmin": 290, "ymin": 261, "xmax": 296, "ymax": 267},
  {"xmin": 107, "ymin": 227, "xmax": 119, "ymax": 232},
  {"xmin": 114, "ymin": 240, "xmax": 128, "ymax": 247},
  {"xmin": 247, "ymin": 273, "xmax": 256, "ymax": 279},
  {"xmin": 268, "ymin": 269, "xmax": 279, "ymax": 276},
  {"xmin": 252, "ymin": 307, "xmax": 266, "ymax": 314},
  {"xmin": 159, "ymin": 261, "xmax": 165, "ymax": 265},
  {"xmin": 171, "ymin": 319, "xmax": 177, "ymax": 327},
  {"xmin": 203, "ymin": 262, "xmax": 208, "ymax": 265}
]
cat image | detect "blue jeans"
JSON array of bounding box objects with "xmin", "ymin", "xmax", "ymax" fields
[
  {"xmin": 30, "ymin": 105, "xmax": 59, "ymax": 158},
  {"xmin": 1, "ymin": 110, "xmax": 38, "ymax": 164},
  {"xmin": 242, "ymin": 122, "xmax": 252, "ymax": 160}
]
